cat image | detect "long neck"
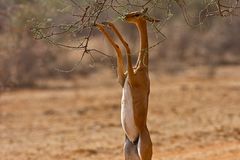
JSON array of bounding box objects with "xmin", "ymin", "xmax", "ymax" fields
[{"xmin": 136, "ymin": 19, "xmax": 148, "ymax": 67}]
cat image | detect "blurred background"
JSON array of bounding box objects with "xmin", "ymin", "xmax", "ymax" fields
[
  {"xmin": 0, "ymin": 1, "xmax": 240, "ymax": 160},
  {"xmin": 0, "ymin": 0, "xmax": 239, "ymax": 88}
]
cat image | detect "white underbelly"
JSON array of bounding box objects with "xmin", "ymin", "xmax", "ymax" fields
[{"xmin": 121, "ymin": 80, "xmax": 138, "ymax": 142}]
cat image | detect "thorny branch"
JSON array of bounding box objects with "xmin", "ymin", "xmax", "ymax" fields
[
  {"xmin": 31, "ymin": 0, "xmax": 240, "ymax": 72},
  {"xmin": 175, "ymin": 0, "xmax": 240, "ymax": 26}
]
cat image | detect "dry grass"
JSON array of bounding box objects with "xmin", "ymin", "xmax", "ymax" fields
[{"xmin": 1, "ymin": 66, "xmax": 240, "ymax": 160}]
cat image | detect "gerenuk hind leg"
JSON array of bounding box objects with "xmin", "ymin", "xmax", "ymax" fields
[
  {"xmin": 137, "ymin": 127, "xmax": 152, "ymax": 160},
  {"xmin": 124, "ymin": 136, "xmax": 140, "ymax": 160},
  {"xmin": 124, "ymin": 128, "xmax": 152, "ymax": 160}
]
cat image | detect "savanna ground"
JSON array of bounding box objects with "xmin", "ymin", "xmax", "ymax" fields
[{"xmin": 1, "ymin": 66, "xmax": 240, "ymax": 160}]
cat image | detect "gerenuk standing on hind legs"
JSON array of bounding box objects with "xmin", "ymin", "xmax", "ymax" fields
[{"xmin": 96, "ymin": 8, "xmax": 159, "ymax": 160}]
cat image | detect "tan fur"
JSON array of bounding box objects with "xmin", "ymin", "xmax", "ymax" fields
[
  {"xmin": 96, "ymin": 12, "xmax": 152, "ymax": 160},
  {"xmin": 121, "ymin": 79, "xmax": 139, "ymax": 142}
]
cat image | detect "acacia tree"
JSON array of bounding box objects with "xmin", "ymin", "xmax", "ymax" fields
[{"xmin": 31, "ymin": 0, "xmax": 240, "ymax": 71}]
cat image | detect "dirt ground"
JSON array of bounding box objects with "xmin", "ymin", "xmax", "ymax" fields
[{"xmin": 1, "ymin": 66, "xmax": 240, "ymax": 160}]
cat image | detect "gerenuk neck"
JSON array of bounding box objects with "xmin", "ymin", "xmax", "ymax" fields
[{"xmin": 136, "ymin": 19, "xmax": 149, "ymax": 67}]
